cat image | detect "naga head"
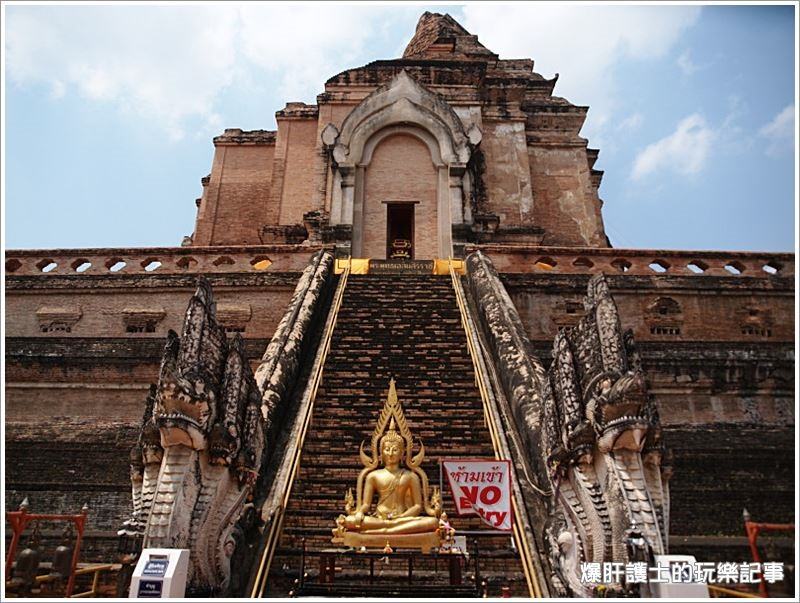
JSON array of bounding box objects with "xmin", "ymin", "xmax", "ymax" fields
[
  {"xmin": 642, "ymin": 400, "xmax": 667, "ymax": 468},
  {"xmin": 154, "ymin": 279, "xmax": 228, "ymax": 450},
  {"xmin": 155, "ymin": 330, "xmax": 219, "ymax": 449},
  {"xmin": 141, "ymin": 420, "xmax": 164, "ymax": 466},
  {"xmin": 209, "ymin": 334, "xmax": 265, "ymax": 484},
  {"xmin": 232, "ymin": 395, "xmax": 265, "ymax": 488},
  {"xmin": 591, "ymin": 370, "xmax": 652, "ymax": 452},
  {"xmin": 209, "ymin": 422, "xmax": 239, "ymax": 467},
  {"xmin": 539, "ymin": 274, "xmax": 670, "ymax": 598}
]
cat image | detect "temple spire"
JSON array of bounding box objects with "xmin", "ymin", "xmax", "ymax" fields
[{"xmin": 403, "ymin": 12, "xmax": 496, "ymax": 60}]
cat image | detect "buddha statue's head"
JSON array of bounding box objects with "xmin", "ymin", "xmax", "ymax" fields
[{"xmin": 380, "ymin": 420, "xmax": 405, "ymax": 467}]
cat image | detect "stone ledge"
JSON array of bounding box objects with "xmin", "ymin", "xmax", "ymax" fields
[
  {"xmin": 500, "ymin": 272, "xmax": 794, "ymax": 292},
  {"xmin": 670, "ymin": 534, "xmax": 795, "ymax": 548},
  {"xmin": 5, "ymin": 272, "xmax": 301, "ymax": 290},
  {"xmin": 213, "ymin": 128, "xmax": 277, "ymax": 145},
  {"xmin": 5, "ymin": 337, "xmax": 270, "ymax": 359}
]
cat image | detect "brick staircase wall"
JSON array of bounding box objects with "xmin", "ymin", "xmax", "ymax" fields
[{"xmin": 267, "ymin": 274, "xmax": 525, "ymax": 595}]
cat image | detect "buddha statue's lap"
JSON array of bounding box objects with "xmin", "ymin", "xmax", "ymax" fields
[{"xmin": 341, "ymin": 467, "xmax": 440, "ymax": 534}]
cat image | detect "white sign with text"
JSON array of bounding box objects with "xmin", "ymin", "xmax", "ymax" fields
[{"xmin": 442, "ymin": 459, "xmax": 512, "ymax": 531}]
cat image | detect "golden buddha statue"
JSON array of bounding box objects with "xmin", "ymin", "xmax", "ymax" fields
[{"xmin": 332, "ymin": 379, "xmax": 454, "ymax": 552}]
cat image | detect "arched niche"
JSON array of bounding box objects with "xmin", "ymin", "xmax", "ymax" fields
[
  {"xmin": 362, "ymin": 127, "xmax": 439, "ymax": 260},
  {"xmin": 323, "ymin": 70, "xmax": 481, "ymax": 258}
]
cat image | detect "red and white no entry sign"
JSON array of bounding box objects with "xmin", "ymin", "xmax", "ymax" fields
[{"xmin": 442, "ymin": 459, "xmax": 513, "ymax": 531}]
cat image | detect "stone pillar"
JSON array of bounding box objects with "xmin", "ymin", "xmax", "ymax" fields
[
  {"xmin": 437, "ymin": 165, "xmax": 453, "ymax": 258},
  {"xmin": 351, "ymin": 166, "xmax": 366, "ymax": 257},
  {"xmin": 330, "ymin": 170, "xmax": 343, "ymax": 225},
  {"xmin": 461, "ymin": 170, "xmax": 473, "ymax": 225},
  {"xmin": 449, "ymin": 164, "xmax": 466, "ymax": 225}
]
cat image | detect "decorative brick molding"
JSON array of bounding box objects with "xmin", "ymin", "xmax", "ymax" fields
[
  {"xmin": 469, "ymin": 244, "xmax": 794, "ymax": 278},
  {"xmin": 35, "ymin": 305, "xmax": 82, "ymax": 333},
  {"xmin": 260, "ymin": 225, "xmax": 307, "ymax": 245},
  {"xmin": 121, "ymin": 308, "xmax": 167, "ymax": 334},
  {"xmin": 213, "ymin": 129, "xmax": 277, "ymax": 146},
  {"xmin": 4, "ymin": 245, "xmax": 329, "ymax": 277},
  {"xmin": 216, "ymin": 302, "xmax": 252, "ymax": 333},
  {"xmin": 644, "ymin": 297, "xmax": 684, "ymax": 337}
]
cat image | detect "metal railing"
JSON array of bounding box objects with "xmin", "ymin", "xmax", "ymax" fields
[
  {"xmin": 249, "ymin": 262, "xmax": 350, "ymax": 597},
  {"xmin": 449, "ymin": 261, "xmax": 543, "ymax": 598},
  {"xmin": 707, "ymin": 584, "xmax": 761, "ymax": 598},
  {"xmin": 69, "ymin": 563, "xmax": 117, "ymax": 598},
  {"xmin": 5, "ymin": 563, "xmax": 118, "ymax": 598}
]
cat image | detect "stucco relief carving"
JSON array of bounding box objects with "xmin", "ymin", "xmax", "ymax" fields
[
  {"xmin": 331, "ymin": 70, "xmax": 472, "ymax": 167},
  {"xmin": 325, "ymin": 70, "xmax": 482, "ymax": 258},
  {"xmin": 464, "ymin": 251, "xmax": 670, "ymax": 597},
  {"xmin": 541, "ymin": 275, "xmax": 670, "ymax": 596},
  {"xmin": 121, "ymin": 251, "xmax": 335, "ymax": 595}
]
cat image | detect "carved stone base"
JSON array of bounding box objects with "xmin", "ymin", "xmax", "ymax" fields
[{"xmin": 334, "ymin": 531, "xmax": 444, "ymax": 553}]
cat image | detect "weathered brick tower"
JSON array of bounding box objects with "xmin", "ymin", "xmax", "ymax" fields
[{"xmin": 5, "ymin": 12, "xmax": 794, "ymax": 598}]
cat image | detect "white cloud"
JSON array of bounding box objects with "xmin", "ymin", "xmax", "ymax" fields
[
  {"xmin": 5, "ymin": 5, "xmax": 407, "ymax": 140},
  {"xmin": 460, "ymin": 5, "xmax": 700, "ymax": 143},
  {"xmin": 719, "ymin": 94, "xmax": 757, "ymax": 156},
  {"xmin": 6, "ymin": 6, "xmax": 239, "ymax": 140},
  {"xmin": 677, "ymin": 49, "xmax": 698, "ymax": 75},
  {"xmin": 677, "ymin": 48, "xmax": 715, "ymax": 77},
  {"xmin": 617, "ymin": 113, "xmax": 643, "ymax": 132},
  {"xmin": 49, "ymin": 79, "xmax": 66, "ymax": 99},
  {"xmin": 238, "ymin": 5, "xmax": 404, "ymax": 103},
  {"xmin": 631, "ymin": 114, "xmax": 714, "ymax": 180},
  {"xmin": 758, "ymin": 105, "xmax": 795, "ymax": 157},
  {"xmin": 6, "ymin": 5, "xmax": 701, "ymax": 145}
]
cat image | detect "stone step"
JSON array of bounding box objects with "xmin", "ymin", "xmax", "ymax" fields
[
  {"xmin": 302, "ymin": 439, "xmax": 489, "ymax": 450},
  {"xmin": 267, "ymin": 275, "xmax": 525, "ymax": 593},
  {"xmin": 312, "ymin": 378, "xmax": 475, "ymax": 386},
  {"xmin": 310, "ymin": 391, "xmax": 482, "ymax": 400}
]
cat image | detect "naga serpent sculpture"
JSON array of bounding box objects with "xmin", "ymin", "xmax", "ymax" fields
[
  {"xmin": 120, "ymin": 278, "xmax": 265, "ymax": 595},
  {"xmin": 120, "ymin": 250, "xmax": 334, "ymax": 595},
  {"xmin": 464, "ymin": 252, "xmax": 670, "ymax": 597},
  {"xmin": 541, "ymin": 275, "xmax": 671, "ymax": 597}
]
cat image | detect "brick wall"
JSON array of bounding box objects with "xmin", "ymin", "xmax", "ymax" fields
[
  {"xmin": 4, "ymin": 275, "xmax": 297, "ymax": 339},
  {"xmin": 665, "ymin": 425, "xmax": 794, "ymax": 536},
  {"xmin": 279, "ymin": 119, "xmax": 321, "ymax": 225},
  {"xmin": 215, "ymin": 146, "xmax": 275, "ymax": 244},
  {"xmin": 503, "ymin": 273, "xmax": 794, "ymax": 345},
  {"xmin": 363, "ymin": 134, "xmax": 438, "ymax": 259},
  {"xmin": 195, "ymin": 144, "xmax": 276, "ymax": 245},
  {"xmin": 4, "ymin": 334, "xmax": 274, "ymax": 562},
  {"xmin": 4, "ymin": 270, "xmax": 302, "ymax": 560},
  {"xmin": 529, "ymin": 146, "xmax": 606, "ymax": 246},
  {"xmin": 5, "ymin": 419, "xmax": 138, "ymax": 562},
  {"xmin": 481, "ymin": 121, "xmax": 535, "ymax": 226}
]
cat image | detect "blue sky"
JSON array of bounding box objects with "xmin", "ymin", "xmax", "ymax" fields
[{"xmin": 3, "ymin": 3, "xmax": 797, "ymax": 252}]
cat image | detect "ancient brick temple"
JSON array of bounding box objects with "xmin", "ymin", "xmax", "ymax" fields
[{"xmin": 4, "ymin": 12, "xmax": 795, "ymax": 598}]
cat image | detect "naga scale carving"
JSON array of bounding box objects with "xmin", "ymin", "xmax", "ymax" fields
[
  {"xmin": 541, "ymin": 275, "xmax": 671, "ymax": 597},
  {"xmin": 464, "ymin": 252, "xmax": 670, "ymax": 597},
  {"xmin": 122, "ymin": 278, "xmax": 266, "ymax": 595},
  {"xmin": 120, "ymin": 250, "xmax": 335, "ymax": 595}
]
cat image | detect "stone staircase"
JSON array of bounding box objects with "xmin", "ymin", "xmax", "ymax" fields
[{"xmin": 266, "ymin": 274, "xmax": 525, "ymax": 596}]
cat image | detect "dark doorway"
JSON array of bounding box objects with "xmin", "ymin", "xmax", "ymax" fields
[{"xmin": 386, "ymin": 203, "xmax": 414, "ymax": 260}]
